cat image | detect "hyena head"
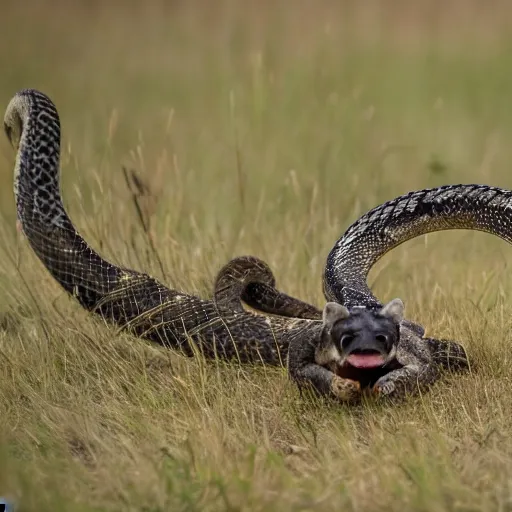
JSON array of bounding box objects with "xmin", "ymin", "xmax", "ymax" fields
[{"xmin": 316, "ymin": 299, "xmax": 405, "ymax": 387}]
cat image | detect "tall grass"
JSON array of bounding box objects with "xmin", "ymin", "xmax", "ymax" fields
[{"xmin": 1, "ymin": 1, "xmax": 512, "ymax": 509}]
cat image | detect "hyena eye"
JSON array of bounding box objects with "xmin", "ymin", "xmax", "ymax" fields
[
  {"xmin": 340, "ymin": 334, "xmax": 354, "ymax": 348},
  {"xmin": 376, "ymin": 334, "xmax": 389, "ymax": 344}
]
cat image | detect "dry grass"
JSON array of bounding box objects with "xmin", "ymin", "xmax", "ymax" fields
[{"xmin": 1, "ymin": 1, "xmax": 512, "ymax": 510}]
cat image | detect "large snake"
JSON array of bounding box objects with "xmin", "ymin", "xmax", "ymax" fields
[
  {"xmin": 5, "ymin": 88, "xmax": 325, "ymax": 367},
  {"xmin": 323, "ymin": 184, "xmax": 512, "ymax": 310},
  {"xmin": 2, "ymin": 88, "xmax": 505, "ymax": 400}
]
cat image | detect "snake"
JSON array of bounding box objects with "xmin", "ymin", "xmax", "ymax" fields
[
  {"xmin": 4, "ymin": 88, "xmax": 323, "ymax": 366},
  {"xmin": 3, "ymin": 88, "xmax": 509, "ymax": 398},
  {"xmin": 323, "ymin": 184, "xmax": 512, "ymax": 310}
]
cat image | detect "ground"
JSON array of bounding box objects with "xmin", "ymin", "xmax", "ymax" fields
[{"xmin": 1, "ymin": 1, "xmax": 512, "ymax": 510}]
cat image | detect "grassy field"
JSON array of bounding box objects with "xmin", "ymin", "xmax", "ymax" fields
[{"xmin": 2, "ymin": 0, "xmax": 512, "ymax": 510}]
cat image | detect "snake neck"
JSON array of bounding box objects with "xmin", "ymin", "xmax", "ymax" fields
[
  {"xmin": 324, "ymin": 184, "xmax": 512, "ymax": 308},
  {"xmin": 7, "ymin": 89, "xmax": 121, "ymax": 308},
  {"xmin": 13, "ymin": 90, "xmax": 68, "ymax": 230}
]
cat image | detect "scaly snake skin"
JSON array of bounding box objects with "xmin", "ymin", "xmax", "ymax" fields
[
  {"xmin": 324, "ymin": 185, "xmax": 512, "ymax": 309},
  {"xmin": 2, "ymin": 88, "xmax": 506, "ymax": 390},
  {"xmin": 215, "ymin": 255, "xmax": 322, "ymax": 319},
  {"xmin": 5, "ymin": 88, "xmax": 322, "ymax": 365}
]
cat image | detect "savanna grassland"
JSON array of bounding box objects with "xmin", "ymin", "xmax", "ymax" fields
[{"xmin": 2, "ymin": 1, "xmax": 512, "ymax": 510}]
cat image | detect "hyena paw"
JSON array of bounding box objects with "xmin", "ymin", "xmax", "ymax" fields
[
  {"xmin": 330, "ymin": 376, "xmax": 361, "ymax": 402},
  {"xmin": 373, "ymin": 378, "xmax": 397, "ymax": 397}
]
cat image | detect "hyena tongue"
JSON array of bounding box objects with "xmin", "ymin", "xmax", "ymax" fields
[{"xmin": 346, "ymin": 354, "xmax": 385, "ymax": 369}]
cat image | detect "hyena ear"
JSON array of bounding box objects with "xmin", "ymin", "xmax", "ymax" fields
[
  {"xmin": 379, "ymin": 298, "xmax": 404, "ymax": 323},
  {"xmin": 322, "ymin": 302, "xmax": 350, "ymax": 329}
]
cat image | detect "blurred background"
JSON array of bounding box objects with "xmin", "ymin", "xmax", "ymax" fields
[{"xmin": 1, "ymin": 0, "xmax": 512, "ymax": 313}]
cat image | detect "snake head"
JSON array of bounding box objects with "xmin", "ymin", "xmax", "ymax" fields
[
  {"xmin": 315, "ymin": 299, "xmax": 404, "ymax": 388},
  {"xmin": 4, "ymin": 93, "xmax": 27, "ymax": 150},
  {"xmin": 3, "ymin": 122, "xmax": 13, "ymax": 147}
]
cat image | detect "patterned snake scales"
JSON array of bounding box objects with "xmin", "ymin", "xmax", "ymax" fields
[{"xmin": 4, "ymin": 89, "xmax": 512, "ymax": 397}]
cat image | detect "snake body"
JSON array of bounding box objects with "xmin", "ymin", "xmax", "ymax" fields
[
  {"xmin": 324, "ymin": 185, "xmax": 512, "ymax": 309},
  {"xmin": 5, "ymin": 89, "xmax": 323, "ymax": 365},
  {"xmin": 3, "ymin": 88, "xmax": 503, "ymax": 400},
  {"xmin": 214, "ymin": 255, "xmax": 322, "ymax": 319}
]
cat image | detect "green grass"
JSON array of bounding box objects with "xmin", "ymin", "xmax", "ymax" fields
[{"xmin": 2, "ymin": 0, "xmax": 512, "ymax": 509}]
